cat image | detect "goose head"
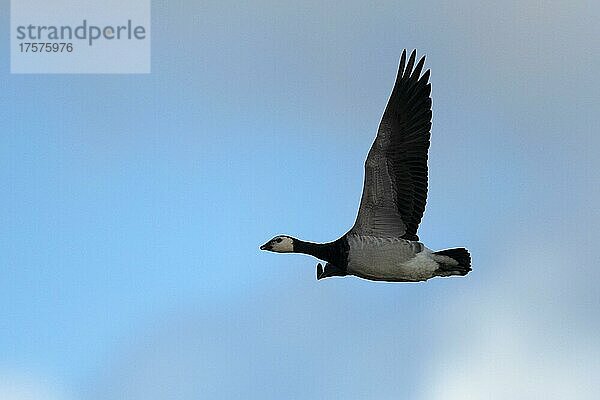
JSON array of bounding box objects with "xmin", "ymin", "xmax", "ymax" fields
[{"xmin": 260, "ymin": 235, "xmax": 295, "ymax": 253}]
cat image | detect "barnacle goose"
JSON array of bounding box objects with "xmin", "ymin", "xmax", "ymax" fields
[{"xmin": 260, "ymin": 50, "xmax": 471, "ymax": 282}]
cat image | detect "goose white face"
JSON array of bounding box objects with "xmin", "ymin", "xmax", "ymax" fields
[{"xmin": 260, "ymin": 235, "xmax": 294, "ymax": 253}]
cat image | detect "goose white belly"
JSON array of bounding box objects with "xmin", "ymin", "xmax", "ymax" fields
[{"xmin": 346, "ymin": 234, "xmax": 439, "ymax": 282}]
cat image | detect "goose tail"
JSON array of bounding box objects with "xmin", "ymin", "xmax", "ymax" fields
[{"xmin": 433, "ymin": 248, "xmax": 472, "ymax": 277}]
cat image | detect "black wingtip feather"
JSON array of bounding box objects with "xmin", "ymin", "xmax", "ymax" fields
[
  {"xmin": 412, "ymin": 56, "xmax": 426, "ymax": 79},
  {"xmin": 398, "ymin": 50, "xmax": 429, "ymax": 82},
  {"xmin": 397, "ymin": 50, "xmax": 407, "ymax": 82},
  {"xmin": 405, "ymin": 50, "xmax": 417, "ymax": 78}
]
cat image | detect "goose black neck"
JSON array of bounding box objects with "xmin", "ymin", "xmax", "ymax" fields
[
  {"xmin": 293, "ymin": 239, "xmax": 334, "ymax": 263},
  {"xmin": 293, "ymin": 237, "xmax": 349, "ymax": 267}
]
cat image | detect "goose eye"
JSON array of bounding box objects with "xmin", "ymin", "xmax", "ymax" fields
[{"xmin": 275, "ymin": 238, "xmax": 283, "ymax": 243}]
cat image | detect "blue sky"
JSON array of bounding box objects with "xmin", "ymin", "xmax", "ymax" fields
[{"xmin": 1, "ymin": 1, "xmax": 599, "ymax": 399}]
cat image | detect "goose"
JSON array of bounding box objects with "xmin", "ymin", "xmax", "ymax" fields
[{"xmin": 260, "ymin": 50, "xmax": 471, "ymax": 282}]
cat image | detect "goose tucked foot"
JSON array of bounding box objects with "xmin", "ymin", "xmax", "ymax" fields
[{"xmin": 316, "ymin": 262, "xmax": 346, "ymax": 280}]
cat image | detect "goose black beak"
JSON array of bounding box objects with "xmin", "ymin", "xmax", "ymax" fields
[{"xmin": 260, "ymin": 243, "xmax": 271, "ymax": 251}]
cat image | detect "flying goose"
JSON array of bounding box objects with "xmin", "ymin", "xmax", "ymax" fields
[{"xmin": 260, "ymin": 50, "xmax": 471, "ymax": 282}]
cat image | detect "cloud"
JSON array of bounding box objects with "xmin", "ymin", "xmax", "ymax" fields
[{"xmin": 422, "ymin": 240, "xmax": 600, "ymax": 399}]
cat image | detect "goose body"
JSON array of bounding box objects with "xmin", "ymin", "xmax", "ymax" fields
[
  {"xmin": 261, "ymin": 50, "xmax": 471, "ymax": 282},
  {"xmin": 346, "ymin": 234, "xmax": 436, "ymax": 282}
]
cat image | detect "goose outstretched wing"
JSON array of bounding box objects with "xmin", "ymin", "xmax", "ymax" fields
[{"xmin": 350, "ymin": 50, "xmax": 432, "ymax": 241}]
